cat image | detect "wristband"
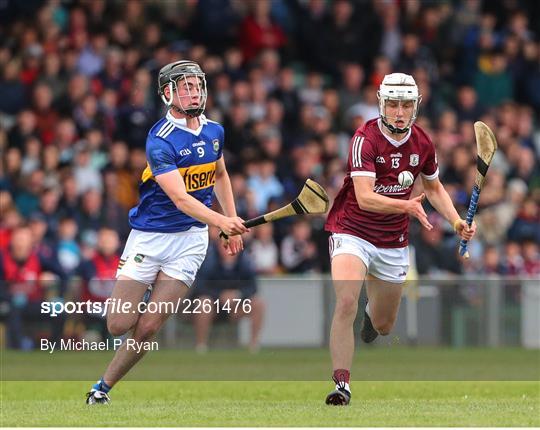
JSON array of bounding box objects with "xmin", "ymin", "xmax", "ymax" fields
[{"xmin": 453, "ymin": 219, "xmax": 462, "ymax": 233}]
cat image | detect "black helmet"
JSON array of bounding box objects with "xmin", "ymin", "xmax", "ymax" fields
[{"xmin": 157, "ymin": 60, "xmax": 207, "ymax": 117}]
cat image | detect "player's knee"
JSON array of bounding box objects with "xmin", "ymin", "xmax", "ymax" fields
[
  {"xmin": 372, "ymin": 319, "xmax": 394, "ymax": 336},
  {"xmin": 107, "ymin": 318, "xmax": 132, "ymax": 337},
  {"xmin": 133, "ymin": 318, "xmax": 162, "ymax": 342},
  {"xmin": 335, "ymin": 295, "xmax": 359, "ymax": 318}
]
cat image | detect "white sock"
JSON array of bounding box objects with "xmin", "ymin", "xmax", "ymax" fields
[
  {"xmin": 336, "ymin": 382, "xmax": 351, "ymax": 393},
  {"xmin": 365, "ymin": 302, "xmax": 371, "ymax": 317}
]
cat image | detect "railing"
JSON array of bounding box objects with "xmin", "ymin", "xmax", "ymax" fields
[{"xmin": 235, "ymin": 275, "xmax": 538, "ymax": 349}]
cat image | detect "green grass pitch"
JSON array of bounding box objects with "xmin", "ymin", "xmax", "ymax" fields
[{"xmin": 1, "ymin": 347, "xmax": 539, "ymax": 427}]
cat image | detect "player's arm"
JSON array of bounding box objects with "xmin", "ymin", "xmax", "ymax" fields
[
  {"xmin": 420, "ymin": 139, "xmax": 475, "ymax": 241},
  {"xmin": 422, "ymin": 176, "xmax": 475, "ymax": 240},
  {"xmin": 147, "ymin": 135, "xmax": 246, "ymax": 236},
  {"xmin": 352, "ymin": 176, "xmax": 433, "ymax": 230},
  {"xmin": 213, "ymin": 156, "xmax": 244, "ymax": 254},
  {"xmin": 213, "ymin": 156, "xmax": 237, "ymax": 217},
  {"xmin": 349, "ymin": 132, "xmax": 431, "ymax": 230},
  {"xmin": 155, "ymin": 170, "xmax": 247, "ymax": 236}
]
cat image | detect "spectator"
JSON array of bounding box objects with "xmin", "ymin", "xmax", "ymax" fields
[
  {"xmin": 250, "ymin": 223, "xmax": 279, "ymax": 275},
  {"xmin": 473, "ymin": 50, "xmax": 513, "ymax": 107},
  {"xmin": 259, "ymin": 128, "xmax": 289, "ymax": 178},
  {"xmin": 35, "ymin": 187, "xmax": 62, "ymax": 241},
  {"xmin": 378, "ymin": 2, "xmax": 401, "ymax": 64},
  {"xmin": 395, "ymin": 32, "xmax": 439, "ymax": 83},
  {"xmin": 74, "ymin": 94, "xmax": 105, "ymax": 133},
  {"xmin": 57, "ymin": 217, "xmax": 81, "ymax": 276},
  {"xmin": 0, "ymin": 60, "xmax": 26, "ymax": 115},
  {"xmin": 280, "ymin": 219, "xmax": 318, "ymax": 273},
  {"xmin": 521, "ymin": 41, "xmax": 540, "ymax": 111},
  {"xmin": 346, "ymin": 85, "xmax": 379, "ymax": 123},
  {"xmin": 223, "ymin": 101, "xmax": 253, "ymax": 158},
  {"xmin": 507, "ymin": 198, "xmax": 540, "ymax": 243},
  {"xmin": 52, "ymin": 118, "xmax": 78, "ymax": 165},
  {"xmin": 477, "ymin": 178, "xmax": 528, "ymax": 244},
  {"xmin": 77, "ymin": 228, "xmax": 120, "ymax": 341},
  {"xmin": 77, "ymin": 31, "xmax": 107, "ymax": 77},
  {"xmin": 319, "ymin": 0, "xmax": 380, "ymax": 78},
  {"xmin": 102, "ymin": 170, "xmax": 130, "ymax": 241},
  {"xmin": 14, "ymin": 169, "xmax": 44, "ymax": 216},
  {"xmin": 413, "ymin": 214, "xmax": 462, "ymax": 276},
  {"xmin": 73, "ymin": 144, "xmax": 103, "ymax": 195},
  {"xmin": 337, "ymin": 63, "xmax": 365, "ymax": 117},
  {"xmin": 58, "ymin": 174, "xmax": 80, "ymax": 219},
  {"xmin": 522, "ymin": 240, "xmax": 540, "ymax": 276},
  {"xmin": 38, "ymin": 52, "xmax": 65, "ymax": 102},
  {"xmin": 28, "ymin": 212, "xmax": 67, "ymax": 289},
  {"xmin": 77, "ymin": 189, "xmax": 105, "ymax": 240},
  {"xmin": 454, "ymin": 86, "xmax": 485, "ymax": 122},
  {"xmin": 56, "ymin": 73, "xmax": 89, "ymax": 117},
  {"xmin": 478, "ymin": 245, "xmax": 504, "ymax": 275},
  {"xmin": 0, "ymin": 226, "xmax": 64, "ymax": 349},
  {"xmin": 41, "ymin": 144, "xmax": 61, "ymax": 189},
  {"xmin": 271, "ymin": 67, "xmax": 299, "ymax": 124},
  {"xmin": 115, "ymin": 77, "xmax": 157, "ymax": 149},
  {"xmin": 294, "ymin": 0, "xmax": 327, "ymax": 68},
  {"xmin": 247, "ymin": 158, "xmax": 284, "ymax": 213},
  {"xmin": 192, "ymin": 234, "xmax": 265, "ymax": 353},
  {"xmin": 20, "ymin": 137, "xmax": 41, "ymax": 175},
  {"xmin": 8, "ymin": 110, "xmax": 39, "ymax": 151},
  {"xmin": 191, "ymin": 0, "xmax": 242, "ymax": 54},
  {"xmin": 258, "ymin": 49, "xmax": 281, "ymax": 92},
  {"xmin": 228, "ymin": 172, "xmax": 257, "ymax": 221},
  {"xmin": 32, "ymin": 83, "xmax": 59, "ymax": 146},
  {"xmin": 501, "ymin": 241, "xmax": 524, "ymax": 276},
  {"xmin": 298, "ymin": 70, "xmax": 324, "ymax": 107},
  {"xmin": 239, "ymin": 0, "xmax": 287, "ymax": 64}
]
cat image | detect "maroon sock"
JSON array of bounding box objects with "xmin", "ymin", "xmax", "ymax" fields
[{"xmin": 332, "ymin": 369, "xmax": 350, "ymax": 385}]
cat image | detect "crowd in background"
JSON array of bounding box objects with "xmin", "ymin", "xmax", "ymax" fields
[{"xmin": 0, "ymin": 0, "xmax": 539, "ymax": 347}]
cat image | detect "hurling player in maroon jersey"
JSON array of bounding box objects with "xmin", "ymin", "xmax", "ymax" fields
[{"xmin": 324, "ymin": 73, "xmax": 477, "ymax": 405}]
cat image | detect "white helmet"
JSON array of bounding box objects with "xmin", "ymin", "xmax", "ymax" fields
[{"xmin": 377, "ymin": 73, "xmax": 422, "ymax": 134}]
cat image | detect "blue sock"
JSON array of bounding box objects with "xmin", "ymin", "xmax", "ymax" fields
[{"xmin": 92, "ymin": 378, "xmax": 112, "ymax": 393}]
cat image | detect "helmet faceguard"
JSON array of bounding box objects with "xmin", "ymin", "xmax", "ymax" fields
[
  {"xmin": 158, "ymin": 60, "xmax": 207, "ymax": 117},
  {"xmin": 377, "ymin": 73, "xmax": 422, "ymax": 134}
]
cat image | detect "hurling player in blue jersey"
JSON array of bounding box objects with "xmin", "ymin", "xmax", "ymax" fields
[{"xmin": 86, "ymin": 61, "xmax": 248, "ymax": 404}]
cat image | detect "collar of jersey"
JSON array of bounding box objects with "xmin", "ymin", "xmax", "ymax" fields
[
  {"xmin": 377, "ymin": 118, "xmax": 412, "ymax": 147},
  {"xmin": 166, "ymin": 111, "xmax": 208, "ymax": 136}
]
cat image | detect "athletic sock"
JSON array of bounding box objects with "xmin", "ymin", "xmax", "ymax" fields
[
  {"xmin": 333, "ymin": 369, "xmax": 351, "ymax": 393},
  {"xmin": 92, "ymin": 378, "xmax": 112, "ymax": 393},
  {"xmin": 365, "ymin": 302, "xmax": 371, "ymax": 317}
]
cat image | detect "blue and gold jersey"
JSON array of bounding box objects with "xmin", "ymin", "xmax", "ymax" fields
[{"xmin": 128, "ymin": 112, "xmax": 224, "ymax": 233}]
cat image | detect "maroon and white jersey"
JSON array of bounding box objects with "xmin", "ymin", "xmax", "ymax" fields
[{"xmin": 325, "ymin": 118, "xmax": 439, "ymax": 248}]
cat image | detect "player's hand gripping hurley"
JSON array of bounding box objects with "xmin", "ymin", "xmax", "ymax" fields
[
  {"xmin": 220, "ymin": 179, "xmax": 329, "ymax": 239},
  {"xmin": 459, "ymin": 121, "xmax": 498, "ymax": 258}
]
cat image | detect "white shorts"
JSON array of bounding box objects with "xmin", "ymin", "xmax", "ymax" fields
[
  {"xmin": 329, "ymin": 233, "xmax": 409, "ymax": 283},
  {"xmin": 117, "ymin": 227, "xmax": 209, "ymax": 287}
]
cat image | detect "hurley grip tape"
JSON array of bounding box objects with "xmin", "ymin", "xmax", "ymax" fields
[{"xmin": 459, "ymin": 185, "xmax": 480, "ymax": 256}]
